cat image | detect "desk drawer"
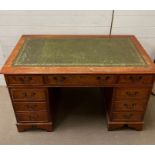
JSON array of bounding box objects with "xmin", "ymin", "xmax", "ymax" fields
[
  {"xmin": 113, "ymin": 88, "xmax": 150, "ymax": 100},
  {"xmin": 13, "ymin": 102, "xmax": 48, "ymax": 111},
  {"xmin": 6, "ymin": 75, "xmax": 44, "ymax": 85},
  {"xmin": 10, "ymin": 89, "xmax": 47, "ymax": 101},
  {"xmin": 112, "ymin": 100, "xmax": 146, "ymax": 112},
  {"xmin": 46, "ymin": 75, "xmax": 117, "ymax": 86},
  {"xmin": 119, "ymin": 75, "xmax": 153, "ymax": 85},
  {"xmin": 16, "ymin": 111, "xmax": 49, "ymax": 122},
  {"xmin": 111, "ymin": 112, "xmax": 144, "ymax": 122}
]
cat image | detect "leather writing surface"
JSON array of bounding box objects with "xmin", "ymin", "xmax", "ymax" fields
[{"xmin": 13, "ymin": 38, "xmax": 147, "ymax": 67}]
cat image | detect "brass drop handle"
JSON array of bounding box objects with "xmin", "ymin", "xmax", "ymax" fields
[
  {"xmin": 129, "ymin": 76, "xmax": 142, "ymax": 83},
  {"xmin": 124, "ymin": 103, "xmax": 128, "ymax": 108},
  {"xmin": 96, "ymin": 76, "xmax": 101, "ymax": 80},
  {"xmin": 126, "ymin": 91, "xmax": 138, "ymax": 97},
  {"xmin": 30, "ymin": 92, "xmax": 36, "ymax": 97},
  {"xmin": 22, "ymin": 92, "xmax": 28, "ymax": 98},
  {"xmin": 26, "ymin": 104, "xmax": 37, "ymax": 110},
  {"xmin": 124, "ymin": 103, "xmax": 136, "ymax": 109},
  {"xmin": 96, "ymin": 76, "xmax": 110, "ymax": 81},
  {"xmin": 29, "ymin": 114, "xmax": 38, "ymax": 120},
  {"xmin": 61, "ymin": 76, "xmax": 66, "ymax": 81},
  {"xmin": 53, "ymin": 76, "xmax": 66, "ymax": 82},
  {"xmin": 19, "ymin": 77, "xmax": 33, "ymax": 84},
  {"xmin": 22, "ymin": 92, "xmax": 36, "ymax": 98},
  {"xmin": 132, "ymin": 103, "xmax": 136, "ymax": 107}
]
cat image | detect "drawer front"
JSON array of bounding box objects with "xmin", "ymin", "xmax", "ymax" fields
[
  {"xmin": 119, "ymin": 75, "xmax": 153, "ymax": 85},
  {"xmin": 112, "ymin": 100, "xmax": 146, "ymax": 112},
  {"xmin": 114, "ymin": 88, "xmax": 150, "ymax": 100},
  {"xmin": 10, "ymin": 89, "xmax": 47, "ymax": 101},
  {"xmin": 111, "ymin": 112, "xmax": 144, "ymax": 122},
  {"xmin": 16, "ymin": 111, "xmax": 49, "ymax": 122},
  {"xmin": 6, "ymin": 75, "xmax": 44, "ymax": 85},
  {"xmin": 46, "ymin": 75, "xmax": 117, "ymax": 86},
  {"xmin": 13, "ymin": 102, "xmax": 48, "ymax": 111}
]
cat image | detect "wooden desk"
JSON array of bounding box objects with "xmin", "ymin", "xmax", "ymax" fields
[{"xmin": 1, "ymin": 35, "xmax": 155, "ymax": 132}]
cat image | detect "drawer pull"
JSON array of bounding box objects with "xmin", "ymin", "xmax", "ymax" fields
[
  {"xmin": 13, "ymin": 76, "xmax": 33, "ymax": 84},
  {"xmin": 26, "ymin": 104, "xmax": 37, "ymax": 110},
  {"xmin": 96, "ymin": 76, "xmax": 101, "ymax": 80},
  {"xmin": 96, "ymin": 76, "xmax": 110, "ymax": 81},
  {"xmin": 22, "ymin": 92, "xmax": 36, "ymax": 98},
  {"xmin": 124, "ymin": 103, "xmax": 136, "ymax": 110},
  {"xmin": 53, "ymin": 76, "xmax": 66, "ymax": 82},
  {"xmin": 29, "ymin": 114, "xmax": 38, "ymax": 121},
  {"xmin": 123, "ymin": 113, "xmax": 133, "ymax": 119},
  {"xmin": 129, "ymin": 76, "xmax": 142, "ymax": 83},
  {"xmin": 22, "ymin": 92, "xmax": 27, "ymax": 97},
  {"xmin": 126, "ymin": 91, "xmax": 138, "ymax": 97}
]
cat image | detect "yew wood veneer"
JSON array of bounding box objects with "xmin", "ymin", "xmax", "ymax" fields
[{"xmin": 1, "ymin": 35, "xmax": 155, "ymax": 132}]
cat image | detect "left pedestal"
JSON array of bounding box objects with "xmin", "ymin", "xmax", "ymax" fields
[{"xmin": 5, "ymin": 75, "xmax": 53, "ymax": 132}]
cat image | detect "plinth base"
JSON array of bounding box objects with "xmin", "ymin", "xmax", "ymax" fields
[{"xmin": 16, "ymin": 122, "xmax": 53, "ymax": 132}]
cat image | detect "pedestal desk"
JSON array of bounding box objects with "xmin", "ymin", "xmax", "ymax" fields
[{"xmin": 1, "ymin": 35, "xmax": 155, "ymax": 132}]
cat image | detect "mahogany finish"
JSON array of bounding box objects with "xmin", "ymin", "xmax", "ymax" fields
[
  {"xmin": 0, "ymin": 35, "xmax": 155, "ymax": 132},
  {"xmin": 13, "ymin": 102, "xmax": 48, "ymax": 111},
  {"xmin": 113, "ymin": 88, "xmax": 150, "ymax": 100},
  {"xmin": 46, "ymin": 74, "xmax": 117, "ymax": 86},
  {"xmin": 112, "ymin": 100, "xmax": 146, "ymax": 111},
  {"xmin": 110, "ymin": 112, "xmax": 144, "ymax": 122},
  {"xmin": 118, "ymin": 75, "xmax": 153, "ymax": 84},
  {"xmin": 10, "ymin": 88, "xmax": 47, "ymax": 101},
  {"xmin": 16, "ymin": 111, "xmax": 49, "ymax": 122},
  {"xmin": 6, "ymin": 75, "xmax": 44, "ymax": 85}
]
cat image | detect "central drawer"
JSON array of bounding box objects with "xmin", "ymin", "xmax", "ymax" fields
[
  {"xmin": 46, "ymin": 74, "xmax": 117, "ymax": 86},
  {"xmin": 10, "ymin": 88, "xmax": 47, "ymax": 101}
]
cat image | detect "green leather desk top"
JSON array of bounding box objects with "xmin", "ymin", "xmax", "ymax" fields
[{"xmin": 13, "ymin": 38, "xmax": 147, "ymax": 67}]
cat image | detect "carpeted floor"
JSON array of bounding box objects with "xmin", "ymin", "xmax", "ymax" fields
[{"xmin": 0, "ymin": 86, "xmax": 155, "ymax": 145}]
